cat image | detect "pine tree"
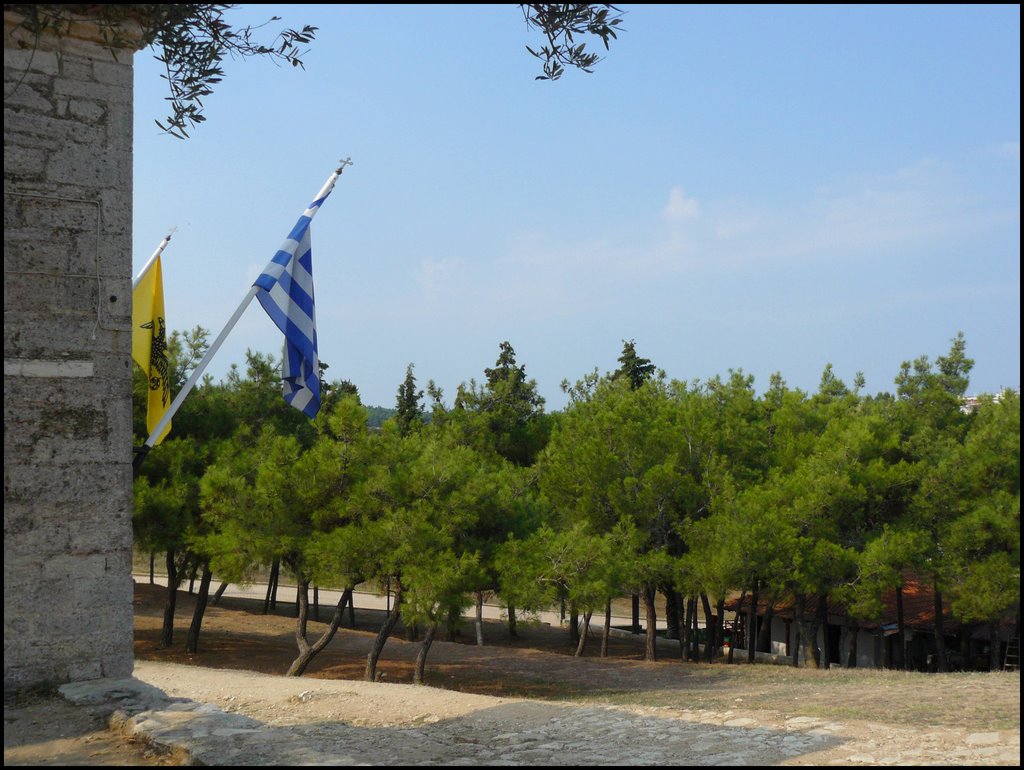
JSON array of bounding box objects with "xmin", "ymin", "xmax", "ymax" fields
[
  {"xmin": 457, "ymin": 341, "xmax": 546, "ymax": 466},
  {"xmin": 614, "ymin": 339, "xmax": 656, "ymax": 390},
  {"xmin": 395, "ymin": 363, "xmax": 424, "ymax": 437}
]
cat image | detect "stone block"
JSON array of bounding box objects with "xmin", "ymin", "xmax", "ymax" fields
[
  {"xmin": 2, "ymin": 272, "xmax": 94, "ymax": 317},
  {"xmin": 105, "ymin": 98, "xmax": 133, "ymax": 148},
  {"xmin": 57, "ymin": 57, "xmax": 95, "ymax": 84},
  {"xmin": 97, "ymin": 188, "xmax": 133, "ymax": 239},
  {"xmin": 3, "ymin": 227, "xmax": 78, "ymax": 274},
  {"xmin": 4, "ymin": 113, "xmax": 96, "ymax": 149},
  {"xmin": 66, "ymin": 659, "xmax": 105, "ymax": 682},
  {"xmin": 4, "ymin": 315, "xmax": 131, "ymax": 357},
  {"xmin": 67, "ymin": 97, "xmax": 107, "ymax": 124},
  {"xmin": 46, "ymin": 145, "xmax": 128, "ymax": 189},
  {"xmin": 101, "ymin": 653, "xmax": 134, "ymax": 679},
  {"xmin": 2, "ymin": 145, "xmax": 48, "ymax": 179},
  {"xmin": 98, "ymin": 277, "xmax": 133, "ymax": 330},
  {"xmin": 92, "ymin": 58, "xmax": 131, "ymax": 88},
  {"xmin": 52, "ymin": 76, "xmax": 128, "ymax": 107},
  {"xmin": 3, "ymin": 46, "xmax": 60, "ymax": 76},
  {"xmin": 4, "ymin": 190, "xmax": 100, "ymax": 233},
  {"xmin": 4, "ymin": 512, "xmax": 130, "ymax": 574},
  {"xmin": 40, "ymin": 553, "xmax": 109, "ymax": 582},
  {"xmin": 1, "ymin": 80, "xmax": 53, "ymax": 113}
]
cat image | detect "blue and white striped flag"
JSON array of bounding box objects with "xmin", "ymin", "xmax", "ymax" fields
[{"xmin": 253, "ymin": 195, "xmax": 328, "ymax": 418}]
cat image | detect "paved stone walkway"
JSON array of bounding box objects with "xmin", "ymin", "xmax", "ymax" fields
[{"xmin": 57, "ymin": 662, "xmax": 1020, "ymax": 766}]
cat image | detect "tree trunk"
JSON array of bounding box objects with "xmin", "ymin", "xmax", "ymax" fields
[
  {"xmin": 747, "ymin": 581, "xmax": 759, "ymax": 664},
  {"xmin": 819, "ymin": 593, "xmax": 827, "ymax": 667},
  {"xmin": 664, "ymin": 587, "xmax": 681, "ymax": 640},
  {"xmin": 508, "ymin": 605, "xmax": 518, "ymax": 638},
  {"xmin": 932, "ymin": 577, "xmax": 947, "ymax": 672},
  {"xmin": 809, "ymin": 596, "xmax": 825, "ymax": 668},
  {"xmin": 313, "ymin": 585, "xmax": 319, "ymax": 623},
  {"xmin": 210, "ymin": 581, "xmax": 229, "ymax": 606},
  {"xmin": 346, "ymin": 588, "xmax": 356, "ymax": 627},
  {"xmin": 642, "ymin": 585, "xmax": 658, "ymax": 662},
  {"xmin": 446, "ymin": 605, "xmax": 460, "ymax": 641},
  {"xmin": 569, "ymin": 603, "xmax": 580, "ymax": 646},
  {"xmin": 365, "ymin": 581, "xmax": 403, "ymax": 682},
  {"xmin": 474, "ymin": 590, "xmax": 485, "ymax": 646},
  {"xmin": 793, "ymin": 596, "xmax": 804, "ymax": 668},
  {"xmin": 791, "ymin": 620, "xmax": 800, "ymax": 668},
  {"xmin": 895, "ymin": 579, "xmax": 906, "ymax": 670},
  {"xmin": 413, "ymin": 621, "xmax": 439, "ymax": 684},
  {"xmin": 757, "ymin": 603, "xmax": 774, "ymax": 653},
  {"xmin": 693, "ymin": 596, "xmax": 703, "ymax": 661},
  {"xmin": 989, "ymin": 621, "xmax": 1000, "ymax": 671},
  {"xmin": 262, "ymin": 572, "xmax": 273, "ymax": 614},
  {"xmin": 631, "ymin": 593, "xmax": 641, "ymax": 635},
  {"xmin": 289, "ymin": 579, "xmax": 311, "ymax": 669},
  {"xmin": 286, "ymin": 586, "xmax": 353, "ymax": 677},
  {"xmin": 795, "ymin": 594, "xmax": 820, "ymax": 669},
  {"xmin": 263, "ymin": 559, "xmax": 280, "ymax": 614},
  {"xmin": 843, "ymin": 616, "xmax": 860, "ymax": 668},
  {"xmin": 185, "ymin": 564, "xmax": 213, "ymax": 654},
  {"xmin": 728, "ymin": 591, "xmax": 745, "ymax": 664},
  {"xmin": 601, "ymin": 599, "xmax": 611, "ymax": 658},
  {"xmin": 679, "ymin": 595, "xmax": 690, "ymax": 661},
  {"xmin": 686, "ymin": 597, "xmax": 699, "ymax": 661},
  {"xmin": 149, "ymin": 551, "xmax": 155, "ymax": 584},
  {"xmin": 958, "ymin": 622, "xmax": 972, "ymax": 666},
  {"xmin": 270, "ymin": 561, "xmax": 280, "ymax": 610},
  {"xmin": 700, "ymin": 593, "xmax": 714, "ymax": 662},
  {"xmin": 715, "ymin": 596, "xmax": 726, "ymax": 662},
  {"xmin": 160, "ymin": 548, "xmax": 178, "ymax": 648},
  {"xmin": 575, "ymin": 611, "xmax": 593, "ymax": 657}
]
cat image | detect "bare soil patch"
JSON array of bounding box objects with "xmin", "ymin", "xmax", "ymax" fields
[
  {"xmin": 4, "ymin": 689, "xmax": 180, "ymax": 766},
  {"xmin": 5, "ymin": 582, "xmax": 1018, "ymax": 766},
  {"xmin": 132, "ymin": 582, "xmax": 1019, "ymax": 731}
]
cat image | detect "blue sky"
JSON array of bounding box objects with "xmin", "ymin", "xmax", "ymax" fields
[{"xmin": 132, "ymin": 4, "xmax": 1020, "ymax": 411}]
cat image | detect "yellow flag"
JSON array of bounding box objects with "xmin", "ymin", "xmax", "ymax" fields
[{"xmin": 132, "ymin": 255, "xmax": 171, "ymax": 444}]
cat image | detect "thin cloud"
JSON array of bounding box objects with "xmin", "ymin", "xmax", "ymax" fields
[
  {"xmin": 663, "ymin": 186, "xmax": 700, "ymax": 222},
  {"xmin": 991, "ymin": 141, "xmax": 1020, "ymax": 160},
  {"xmin": 418, "ymin": 255, "xmax": 468, "ymax": 298},
  {"xmin": 373, "ymin": 156, "xmax": 1016, "ymax": 335},
  {"xmin": 661, "ymin": 158, "xmax": 1016, "ymax": 269}
]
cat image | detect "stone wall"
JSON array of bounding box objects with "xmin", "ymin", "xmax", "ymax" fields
[{"xmin": 4, "ymin": 12, "xmax": 138, "ymax": 688}]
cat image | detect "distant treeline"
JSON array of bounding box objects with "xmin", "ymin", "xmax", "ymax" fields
[{"xmin": 364, "ymin": 405, "xmax": 397, "ymax": 428}]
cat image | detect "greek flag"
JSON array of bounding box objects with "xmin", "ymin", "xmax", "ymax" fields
[{"xmin": 253, "ymin": 195, "xmax": 327, "ymax": 418}]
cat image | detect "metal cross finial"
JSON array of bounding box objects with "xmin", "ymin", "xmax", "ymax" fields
[{"xmin": 336, "ymin": 157, "xmax": 353, "ymax": 173}]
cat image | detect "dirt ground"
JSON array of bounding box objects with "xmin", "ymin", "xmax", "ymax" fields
[{"xmin": 4, "ymin": 581, "xmax": 1020, "ymax": 766}]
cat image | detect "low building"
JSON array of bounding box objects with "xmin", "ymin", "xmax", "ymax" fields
[{"xmin": 724, "ymin": 571, "xmax": 1013, "ymax": 671}]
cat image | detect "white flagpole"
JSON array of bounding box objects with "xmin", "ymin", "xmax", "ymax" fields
[
  {"xmin": 135, "ymin": 159, "xmax": 352, "ymax": 465},
  {"xmin": 133, "ymin": 228, "xmax": 176, "ymax": 288}
]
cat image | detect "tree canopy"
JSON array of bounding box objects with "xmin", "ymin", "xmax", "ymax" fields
[
  {"xmin": 7, "ymin": 3, "xmax": 628, "ymax": 138},
  {"xmin": 134, "ymin": 332, "xmax": 1019, "ymax": 675}
]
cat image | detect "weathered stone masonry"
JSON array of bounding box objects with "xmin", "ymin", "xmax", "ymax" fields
[{"xmin": 4, "ymin": 13, "xmax": 140, "ymax": 688}]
